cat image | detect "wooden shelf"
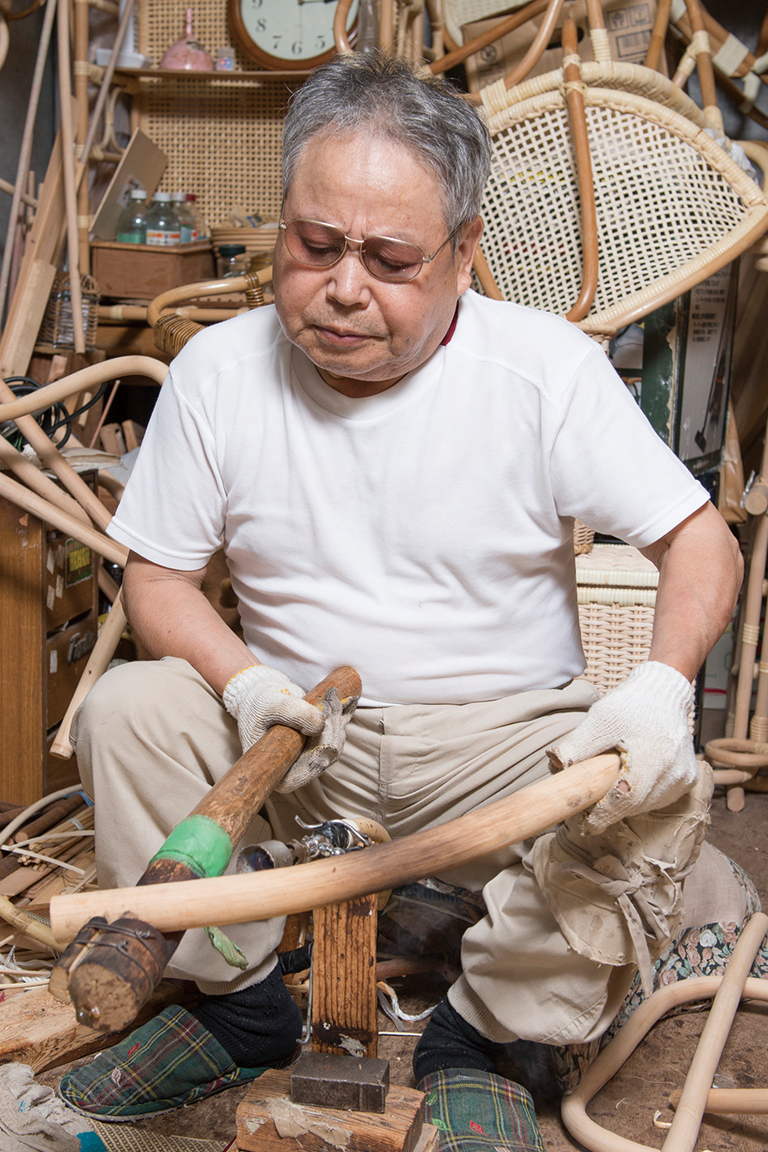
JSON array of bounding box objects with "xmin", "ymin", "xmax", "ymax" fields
[{"xmin": 115, "ymin": 67, "xmax": 312, "ymax": 81}]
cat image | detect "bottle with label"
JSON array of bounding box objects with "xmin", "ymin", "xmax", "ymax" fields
[
  {"xmin": 171, "ymin": 191, "xmax": 198, "ymax": 242},
  {"xmin": 144, "ymin": 192, "xmax": 181, "ymax": 246},
  {"xmin": 186, "ymin": 193, "xmax": 209, "ymax": 240},
  {"xmin": 217, "ymin": 244, "xmax": 247, "ymax": 278},
  {"xmin": 215, "ymin": 45, "xmax": 236, "ymax": 71},
  {"xmin": 115, "ymin": 188, "xmax": 147, "ymax": 243}
]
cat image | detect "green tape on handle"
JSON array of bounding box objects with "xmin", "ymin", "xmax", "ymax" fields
[{"xmin": 149, "ymin": 814, "xmax": 233, "ymax": 878}]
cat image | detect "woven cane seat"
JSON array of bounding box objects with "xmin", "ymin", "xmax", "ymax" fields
[{"xmin": 478, "ymin": 81, "xmax": 768, "ymax": 333}]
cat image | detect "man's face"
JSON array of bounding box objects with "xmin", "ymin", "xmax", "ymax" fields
[{"xmin": 273, "ymin": 132, "xmax": 482, "ymax": 398}]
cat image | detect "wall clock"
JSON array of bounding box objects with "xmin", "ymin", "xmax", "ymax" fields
[{"xmin": 228, "ymin": 0, "xmax": 359, "ymax": 71}]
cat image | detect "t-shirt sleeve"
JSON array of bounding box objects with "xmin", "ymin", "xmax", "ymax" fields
[
  {"xmin": 107, "ymin": 368, "xmax": 227, "ymax": 569},
  {"xmin": 548, "ymin": 345, "xmax": 709, "ymax": 548}
]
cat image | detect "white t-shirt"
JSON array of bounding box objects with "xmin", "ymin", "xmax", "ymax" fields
[{"xmin": 108, "ymin": 290, "xmax": 708, "ymax": 706}]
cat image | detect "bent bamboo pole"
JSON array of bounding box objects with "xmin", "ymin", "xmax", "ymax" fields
[{"xmin": 49, "ymin": 753, "xmax": 620, "ymax": 944}]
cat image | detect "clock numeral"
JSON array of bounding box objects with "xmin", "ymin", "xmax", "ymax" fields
[
  {"xmin": 291, "ymin": 40, "xmax": 303, "ymax": 55},
  {"xmin": 272, "ymin": 34, "xmax": 282, "ymax": 51},
  {"xmin": 246, "ymin": 0, "xmax": 263, "ymax": 9},
  {"xmin": 315, "ymin": 35, "xmax": 327, "ymax": 50},
  {"xmin": 255, "ymin": 17, "xmax": 266, "ymax": 31}
]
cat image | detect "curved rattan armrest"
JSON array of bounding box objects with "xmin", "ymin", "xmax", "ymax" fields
[
  {"xmin": 146, "ymin": 265, "xmax": 273, "ymax": 328},
  {"xmin": 741, "ymin": 140, "xmax": 768, "ymax": 185}
]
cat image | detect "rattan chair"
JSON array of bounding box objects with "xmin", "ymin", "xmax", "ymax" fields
[{"xmin": 472, "ymin": 1, "xmax": 768, "ymax": 334}]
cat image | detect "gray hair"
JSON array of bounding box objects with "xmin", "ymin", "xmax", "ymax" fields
[{"xmin": 281, "ymin": 52, "xmax": 491, "ymax": 244}]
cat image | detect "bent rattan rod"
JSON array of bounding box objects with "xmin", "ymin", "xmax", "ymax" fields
[
  {"xmin": 146, "ymin": 266, "xmax": 273, "ymax": 328},
  {"xmin": 49, "ymin": 753, "xmax": 621, "ymax": 943},
  {"xmin": 0, "ymin": 355, "xmax": 167, "ymax": 421},
  {"xmin": 562, "ymin": 912, "xmax": 768, "ymax": 1152},
  {"xmin": 562, "ymin": 17, "xmax": 599, "ymax": 323}
]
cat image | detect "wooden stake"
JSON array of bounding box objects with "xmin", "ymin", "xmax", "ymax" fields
[{"xmin": 57, "ymin": 0, "xmax": 85, "ymax": 352}]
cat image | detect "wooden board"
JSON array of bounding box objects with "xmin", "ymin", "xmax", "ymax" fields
[
  {"xmin": 0, "ymin": 980, "xmax": 192, "ymax": 1073},
  {"xmin": 236, "ymin": 1069, "xmax": 426, "ymax": 1152},
  {"xmin": 311, "ymin": 893, "xmax": 378, "ymax": 1059}
]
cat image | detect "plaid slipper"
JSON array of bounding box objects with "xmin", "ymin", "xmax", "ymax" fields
[
  {"xmin": 418, "ymin": 1068, "xmax": 545, "ymax": 1152},
  {"xmin": 58, "ymin": 1004, "xmax": 285, "ymax": 1121}
]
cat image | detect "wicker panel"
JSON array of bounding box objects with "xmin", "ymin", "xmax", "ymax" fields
[
  {"xmin": 136, "ymin": 2, "xmax": 303, "ymax": 229},
  {"xmin": 138, "ymin": 0, "xmax": 267, "ymax": 75},
  {"xmin": 137, "ymin": 76, "xmax": 292, "ymax": 228},
  {"xmin": 480, "ymin": 86, "xmax": 768, "ymax": 327},
  {"xmin": 578, "ymin": 602, "xmax": 655, "ymax": 695}
]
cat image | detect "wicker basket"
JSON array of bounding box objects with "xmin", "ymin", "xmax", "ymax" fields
[
  {"xmin": 210, "ymin": 224, "xmax": 279, "ymax": 266},
  {"xmin": 576, "ymin": 544, "xmax": 658, "ymax": 696},
  {"xmin": 39, "ymin": 273, "xmax": 99, "ymax": 351},
  {"xmin": 573, "ymin": 519, "xmax": 595, "ymax": 555}
]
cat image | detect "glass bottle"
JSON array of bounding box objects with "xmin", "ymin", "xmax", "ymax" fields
[
  {"xmin": 217, "ymin": 244, "xmax": 248, "ymax": 278},
  {"xmin": 171, "ymin": 191, "xmax": 198, "ymax": 242},
  {"xmin": 358, "ymin": 0, "xmax": 380, "ymax": 53},
  {"xmin": 215, "ymin": 45, "xmax": 236, "ymax": 71},
  {"xmin": 186, "ymin": 193, "xmax": 209, "ymax": 240},
  {"xmin": 144, "ymin": 192, "xmax": 181, "ymax": 246},
  {"xmin": 115, "ymin": 188, "xmax": 147, "ymax": 243}
]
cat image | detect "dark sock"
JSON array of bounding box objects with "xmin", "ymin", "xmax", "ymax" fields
[
  {"xmin": 413, "ymin": 996, "xmax": 508, "ymax": 1082},
  {"xmin": 190, "ymin": 964, "xmax": 302, "ymax": 1068}
]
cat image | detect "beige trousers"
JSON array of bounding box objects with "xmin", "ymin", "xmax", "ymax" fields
[{"xmin": 72, "ymin": 657, "xmax": 703, "ymax": 1046}]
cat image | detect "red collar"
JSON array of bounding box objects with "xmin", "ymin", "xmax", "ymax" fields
[{"xmin": 440, "ymin": 303, "xmax": 460, "ymax": 346}]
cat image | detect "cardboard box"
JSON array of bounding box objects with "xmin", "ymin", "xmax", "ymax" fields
[
  {"xmin": 463, "ymin": 0, "xmax": 660, "ymax": 92},
  {"xmin": 91, "ymin": 239, "xmax": 215, "ymax": 302}
]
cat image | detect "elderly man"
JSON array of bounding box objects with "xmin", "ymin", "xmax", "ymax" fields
[{"xmin": 60, "ymin": 51, "xmax": 741, "ymax": 1149}]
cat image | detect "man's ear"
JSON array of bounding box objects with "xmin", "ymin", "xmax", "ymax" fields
[{"xmin": 455, "ymin": 216, "xmax": 485, "ymax": 295}]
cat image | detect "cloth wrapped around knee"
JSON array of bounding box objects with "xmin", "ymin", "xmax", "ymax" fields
[{"xmin": 530, "ymin": 762, "xmax": 713, "ymax": 996}]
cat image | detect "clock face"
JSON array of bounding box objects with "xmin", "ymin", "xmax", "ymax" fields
[{"xmin": 229, "ymin": 0, "xmax": 359, "ymax": 71}]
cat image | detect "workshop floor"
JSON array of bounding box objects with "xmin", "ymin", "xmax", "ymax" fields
[{"xmin": 37, "ymin": 784, "xmax": 768, "ymax": 1151}]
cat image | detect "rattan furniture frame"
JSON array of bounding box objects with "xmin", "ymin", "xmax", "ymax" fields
[{"xmin": 561, "ymin": 912, "xmax": 768, "ymax": 1152}]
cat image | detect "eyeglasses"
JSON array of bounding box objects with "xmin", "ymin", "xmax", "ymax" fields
[{"xmin": 278, "ymin": 217, "xmax": 461, "ymax": 284}]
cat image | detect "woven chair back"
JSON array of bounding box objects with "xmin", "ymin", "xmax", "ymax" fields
[{"xmin": 476, "ymin": 4, "xmax": 768, "ymax": 334}]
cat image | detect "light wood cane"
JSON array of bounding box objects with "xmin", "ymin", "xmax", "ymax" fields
[
  {"xmin": 706, "ymin": 407, "xmax": 768, "ymax": 809},
  {"xmin": 49, "ymin": 753, "xmax": 620, "ymax": 943}
]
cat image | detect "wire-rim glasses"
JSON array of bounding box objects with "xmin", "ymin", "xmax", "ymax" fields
[{"xmin": 278, "ymin": 217, "xmax": 461, "ymax": 284}]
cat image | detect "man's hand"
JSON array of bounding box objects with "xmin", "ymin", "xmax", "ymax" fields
[
  {"xmin": 546, "ymin": 661, "xmax": 699, "ymax": 833},
  {"xmin": 275, "ymin": 686, "xmax": 358, "ymax": 793},
  {"xmin": 223, "ymin": 664, "xmax": 325, "ymax": 750},
  {"xmin": 223, "ymin": 666, "xmax": 358, "ymax": 792}
]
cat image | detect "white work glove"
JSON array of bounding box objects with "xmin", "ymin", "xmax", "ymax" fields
[
  {"xmin": 275, "ymin": 686, "xmax": 358, "ymax": 794},
  {"xmin": 223, "ymin": 664, "xmax": 324, "ymax": 750},
  {"xmin": 546, "ymin": 661, "xmax": 699, "ymax": 835},
  {"xmin": 222, "ymin": 665, "xmax": 358, "ymax": 793}
]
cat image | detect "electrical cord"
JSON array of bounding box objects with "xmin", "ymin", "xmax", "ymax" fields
[{"xmin": 1, "ymin": 375, "xmax": 109, "ymax": 451}]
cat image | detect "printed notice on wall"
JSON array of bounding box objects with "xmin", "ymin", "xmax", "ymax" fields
[{"xmin": 677, "ymin": 265, "xmax": 736, "ymax": 471}]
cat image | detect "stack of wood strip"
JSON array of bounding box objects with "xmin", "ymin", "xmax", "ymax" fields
[{"xmin": 0, "ymin": 789, "xmax": 96, "ymax": 992}]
